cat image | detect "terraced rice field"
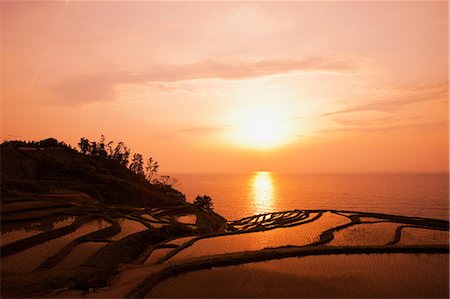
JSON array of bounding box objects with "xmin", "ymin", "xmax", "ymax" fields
[
  {"xmin": 177, "ymin": 215, "xmax": 197, "ymax": 225},
  {"xmin": 1, "ymin": 219, "xmax": 110, "ymax": 273},
  {"xmin": 148, "ymin": 254, "xmax": 449, "ymax": 298},
  {"xmin": 1, "ymin": 198, "xmax": 201, "ymax": 275},
  {"xmin": 1, "ymin": 198, "xmax": 448, "ymax": 298},
  {"xmin": 167, "ymin": 212, "xmax": 348, "ymax": 262},
  {"xmin": 54, "ymin": 241, "xmax": 109, "ymax": 269},
  {"xmin": 108, "ymin": 219, "xmax": 149, "ymax": 241},
  {"xmin": 124, "ymin": 209, "xmax": 449, "ymax": 298}
]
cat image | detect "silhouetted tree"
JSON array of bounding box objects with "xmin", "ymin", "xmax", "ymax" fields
[
  {"xmin": 39, "ymin": 138, "xmax": 59, "ymax": 148},
  {"xmin": 155, "ymin": 175, "xmax": 178, "ymax": 187},
  {"xmin": 96, "ymin": 134, "xmax": 111, "ymax": 157},
  {"xmin": 106, "ymin": 141, "xmax": 114, "ymax": 157},
  {"xmin": 193, "ymin": 195, "xmax": 214, "ymax": 212},
  {"xmin": 112, "ymin": 142, "xmax": 130, "ymax": 166},
  {"xmin": 145, "ymin": 157, "xmax": 159, "ymax": 181},
  {"xmin": 78, "ymin": 137, "xmax": 90, "ymax": 154},
  {"xmin": 90, "ymin": 141, "xmax": 99, "ymax": 156},
  {"xmin": 129, "ymin": 153, "xmax": 144, "ymax": 176}
]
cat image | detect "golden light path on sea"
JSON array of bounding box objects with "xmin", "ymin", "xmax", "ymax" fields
[{"xmin": 251, "ymin": 171, "xmax": 275, "ymax": 215}]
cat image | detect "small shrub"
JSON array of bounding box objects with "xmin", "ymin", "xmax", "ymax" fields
[{"xmin": 193, "ymin": 195, "xmax": 214, "ymax": 212}]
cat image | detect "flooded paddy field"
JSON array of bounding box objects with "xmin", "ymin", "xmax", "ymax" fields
[
  {"xmin": 107, "ymin": 219, "xmax": 149, "ymax": 241},
  {"xmin": 177, "ymin": 215, "xmax": 197, "ymax": 225},
  {"xmin": 0, "ymin": 198, "xmax": 203, "ymax": 281},
  {"xmin": 168, "ymin": 212, "xmax": 348, "ymax": 262},
  {"xmin": 1, "ymin": 219, "xmax": 109, "ymax": 273},
  {"xmin": 1, "ymin": 197, "xmax": 448, "ymax": 298},
  {"xmin": 54, "ymin": 241, "xmax": 109, "ymax": 269},
  {"xmin": 149, "ymin": 254, "xmax": 449, "ymax": 298},
  {"xmin": 123, "ymin": 209, "xmax": 449, "ymax": 299}
]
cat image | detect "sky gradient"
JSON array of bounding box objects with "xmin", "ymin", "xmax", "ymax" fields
[{"xmin": 1, "ymin": 1, "xmax": 448, "ymax": 174}]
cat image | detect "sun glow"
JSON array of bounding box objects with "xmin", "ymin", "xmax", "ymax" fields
[
  {"xmin": 239, "ymin": 110, "xmax": 283, "ymax": 148},
  {"xmin": 220, "ymin": 81, "xmax": 304, "ymax": 150},
  {"xmin": 228, "ymin": 106, "xmax": 294, "ymax": 150}
]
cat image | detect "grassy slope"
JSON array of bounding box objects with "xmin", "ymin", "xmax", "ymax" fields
[{"xmin": 1, "ymin": 147, "xmax": 186, "ymax": 207}]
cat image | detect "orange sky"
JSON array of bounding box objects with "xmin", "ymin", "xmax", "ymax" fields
[{"xmin": 1, "ymin": 1, "xmax": 448, "ymax": 174}]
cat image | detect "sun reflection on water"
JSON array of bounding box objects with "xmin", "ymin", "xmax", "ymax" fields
[{"xmin": 251, "ymin": 171, "xmax": 275, "ymax": 214}]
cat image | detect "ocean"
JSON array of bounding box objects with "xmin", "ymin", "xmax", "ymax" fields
[{"xmin": 173, "ymin": 173, "xmax": 449, "ymax": 221}]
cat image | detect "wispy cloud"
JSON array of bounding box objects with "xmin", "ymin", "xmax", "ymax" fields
[
  {"xmin": 31, "ymin": 0, "xmax": 70, "ymax": 87},
  {"xmin": 330, "ymin": 117, "xmax": 390, "ymax": 127},
  {"xmin": 318, "ymin": 82, "xmax": 448, "ymax": 135},
  {"xmin": 50, "ymin": 56, "xmax": 359, "ymax": 106},
  {"xmin": 323, "ymin": 82, "xmax": 448, "ymax": 116},
  {"xmin": 319, "ymin": 120, "xmax": 448, "ymax": 134}
]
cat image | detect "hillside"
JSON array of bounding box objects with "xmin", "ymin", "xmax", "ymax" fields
[
  {"xmin": 1, "ymin": 143, "xmax": 187, "ymax": 207},
  {"xmin": 0, "ymin": 139, "xmax": 227, "ymax": 296}
]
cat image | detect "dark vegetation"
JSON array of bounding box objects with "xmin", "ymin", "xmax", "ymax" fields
[
  {"xmin": 1, "ymin": 136, "xmax": 183, "ymax": 207},
  {"xmin": 193, "ymin": 195, "xmax": 214, "ymax": 212},
  {"xmin": 77, "ymin": 135, "xmax": 177, "ymax": 187}
]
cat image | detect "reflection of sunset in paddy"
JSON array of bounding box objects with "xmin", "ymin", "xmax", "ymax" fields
[{"xmin": 251, "ymin": 172, "xmax": 275, "ymax": 214}]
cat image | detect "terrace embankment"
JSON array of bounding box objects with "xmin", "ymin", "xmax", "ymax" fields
[{"xmin": 1, "ymin": 145, "xmax": 226, "ymax": 297}]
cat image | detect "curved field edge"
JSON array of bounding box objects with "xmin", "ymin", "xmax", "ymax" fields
[
  {"xmin": 0, "ymin": 225, "xmax": 194, "ymax": 297},
  {"xmin": 126, "ymin": 209, "xmax": 449, "ymax": 298},
  {"xmin": 127, "ymin": 245, "xmax": 449, "ymax": 298},
  {"xmin": 1, "ymin": 209, "xmax": 448, "ymax": 298},
  {"xmin": 157, "ymin": 209, "xmax": 448, "ymax": 263}
]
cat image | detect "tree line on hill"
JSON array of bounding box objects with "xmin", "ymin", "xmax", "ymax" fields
[
  {"xmin": 77, "ymin": 135, "xmax": 177, "ymax": 187},
  {"xmin": 79, "ymin": 136, "xmax": 213, "ymax": 212},
  {"xmin": 1, "ymin": 136, "xmax": 214, "ymax": 211},
  {"xmin": 0, "ymin": 136, "xmax": 177, "ymax": 188},
  {"xmin": 0, "ymin": 137, "xmax": 72, "ymax": 150}
]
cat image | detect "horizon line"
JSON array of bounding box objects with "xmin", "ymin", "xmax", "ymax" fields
[{"xmin": 164, "ymin": 171, "xmax": 450, "ymax": 175}]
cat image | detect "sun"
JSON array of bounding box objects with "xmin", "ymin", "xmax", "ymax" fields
[
  {"xmin": 229, "ymin": 107, "xmax": 293, "ymax": 150},
  {"xmin": 220, "ymin": 82, "xmax": 301, "ymax": 150},
  {"xmin": 238, "ymin": 110, "xmax": 284, "ymax": 149}
]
